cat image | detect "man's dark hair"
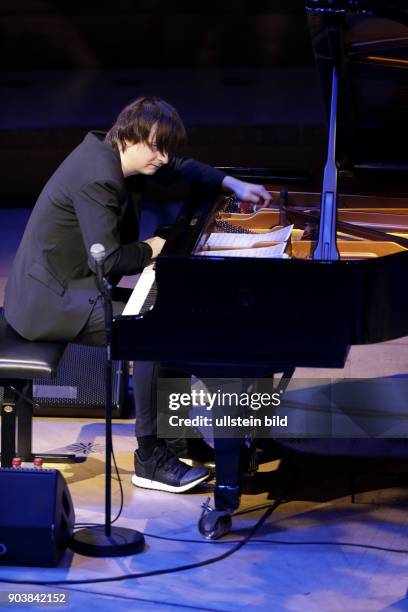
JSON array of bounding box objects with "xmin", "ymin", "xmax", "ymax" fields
[{"xmin": 105, "ymin": 96, "xmax": 187, "ymax": 156}]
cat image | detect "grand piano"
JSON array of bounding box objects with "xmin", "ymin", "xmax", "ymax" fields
[{"xmin": 112, "ymin": 0, "xmax": 408, "ymax": 536}]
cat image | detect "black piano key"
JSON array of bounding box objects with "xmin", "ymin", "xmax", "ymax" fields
[{"xmin": 139, "ymin": 281, "xmax": 157, "ymax": 314}]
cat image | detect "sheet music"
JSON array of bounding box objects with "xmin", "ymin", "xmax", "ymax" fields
[
  {"xmin": 199, "ymin": 244, "xmax": 289, "ymax": 258},
  {"xmin": 122, "ymin": 264, "xmax": 155, "ymax": 316},
  {"xmin": 205, "ymin": 225, "xmax": 293, "ymax": 249}
]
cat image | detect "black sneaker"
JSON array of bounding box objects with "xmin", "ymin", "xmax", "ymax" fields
[{"xmin": 132, "ymin": 446, "xmax": 210, "ymax": 493}]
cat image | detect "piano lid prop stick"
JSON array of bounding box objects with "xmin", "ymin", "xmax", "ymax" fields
[{"xmin": 313, "ymin": 66, "xmax": 340, "ymax": 261}]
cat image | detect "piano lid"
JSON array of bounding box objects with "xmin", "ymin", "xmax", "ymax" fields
[{"xmin": 306, "ymin": 0, "xmax": 408, "ymax": 171}]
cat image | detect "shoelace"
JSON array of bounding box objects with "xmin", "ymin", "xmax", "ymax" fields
[{"xmin": 152, "ymin": 447, "xmax": 189, "ymax": 480}]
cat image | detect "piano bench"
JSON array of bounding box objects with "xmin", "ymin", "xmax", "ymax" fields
[{"xmin": 0, "ymin": 313, "xmax": 76, "ymax": 467}]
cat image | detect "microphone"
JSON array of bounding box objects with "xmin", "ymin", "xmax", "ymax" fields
[{"xmin": 90, "ymin": 243, "xmax": 106, "ymax": 293}]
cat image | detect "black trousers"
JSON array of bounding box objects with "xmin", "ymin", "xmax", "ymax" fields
[
  {"xmin": 74, "ymin": 298, "xmax": 190, "ymax": 444},
  {"xmin": 73, "ymin": 298, "xmax": 126, "ymax": 347}
]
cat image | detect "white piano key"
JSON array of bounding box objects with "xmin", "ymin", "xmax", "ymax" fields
[{"xmin": 122, "ymin": 264, "xmax": 156, "ymax": 316}]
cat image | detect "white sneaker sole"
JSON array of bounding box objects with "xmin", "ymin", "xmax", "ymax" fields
[{"xmin": 131, "ymin": 473, "xmax": 209, "ymax": 493}]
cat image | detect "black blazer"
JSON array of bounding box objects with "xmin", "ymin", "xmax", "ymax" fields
[{"xmin": 4, "ymin": 131, "xmax": 225, "ymax": 341}]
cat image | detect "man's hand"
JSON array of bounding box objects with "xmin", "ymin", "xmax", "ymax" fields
[
  {"xmin": 222, "ymin": 175, "xmax": 272, "ymax": 208},
  {"xmin": 143, "ymin": 236, "xmax": 166, "ymax": 259}
]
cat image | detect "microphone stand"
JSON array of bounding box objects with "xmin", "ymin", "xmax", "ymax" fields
[{"xmin": 70, "ymin": 249, "xmax": 145, "ymax": 557}]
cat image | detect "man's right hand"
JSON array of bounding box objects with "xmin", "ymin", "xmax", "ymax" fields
[{"xmin": 143, "ymin": 236, "xmax": 166, "ymax": 259}]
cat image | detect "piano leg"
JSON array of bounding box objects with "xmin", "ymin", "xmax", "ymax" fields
[
  {"xmin": 213, "ymin": 436, "xmax": 243, "ymax": 512},
  {"xmin": 209, "ymin": 371, "xmax": 292, "ymax": 514},
  {"xmin": 197, "ymin": 371, "xmax": 295, "ymax": 538},
  {"xmin": 198, "ymin": 436, "xmax": 242, "ymax": 539}
]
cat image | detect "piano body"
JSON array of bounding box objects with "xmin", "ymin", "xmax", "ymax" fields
[{"xmin": 112, "ymin": 0, "xmax": 408, "ymax": 536}]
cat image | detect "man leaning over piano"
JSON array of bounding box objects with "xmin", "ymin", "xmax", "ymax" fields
[{"xmin": 4, "ymin": 96, "xmax": 271, "ymax": 492}]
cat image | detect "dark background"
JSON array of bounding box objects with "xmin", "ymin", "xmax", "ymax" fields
[{"xmin": 0, "ymin": 0, "xmax": 327, "ymax": 206}]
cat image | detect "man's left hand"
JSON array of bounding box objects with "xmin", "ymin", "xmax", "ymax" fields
[{"xmin": 222, "ymin": 176, "xmax": 272, "ymax": 208}]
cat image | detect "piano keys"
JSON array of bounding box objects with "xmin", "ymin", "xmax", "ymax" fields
[{"xmin": 122, "ymin": 264, "xmax": 157, "ymax": 316}]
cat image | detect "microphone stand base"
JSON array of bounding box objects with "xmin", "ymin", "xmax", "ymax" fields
[{"xmin": 70, "ymin": 526, "xmax": 145, "ymax": 557}]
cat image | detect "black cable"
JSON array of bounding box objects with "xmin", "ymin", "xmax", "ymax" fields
[
  {"xmin": 234, "ymin": 501, "xmax": 286, "ymax": 517},
  {"xmin": 74, "ymin": 440, "xmax": 124, "ymax": 530},
  {"xmin": 138, "ymin": 500, "xmax": 408, "ymax": 554},
  {"xmin": 73, "ymin": 473, "xmax": 408, "ymax": 556},
  {"xmin": 0, "ymin": 491, "xmax": 287, "ymax": 586},
  {"xmin": 109, "ymin": 445, "xmax": 124, "ymax": 525},
  {"xmin": 141, "ymin": 531, "xmax": 408, "ymax": 554}
]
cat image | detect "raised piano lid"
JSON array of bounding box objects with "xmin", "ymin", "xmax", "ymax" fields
[{"xmin": 306, "ymin": 0, "xmax": 408, "ymax": 177}]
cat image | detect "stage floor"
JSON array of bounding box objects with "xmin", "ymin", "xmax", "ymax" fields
[{"xmin": 1, "ymin": 418, "xmax": 408, "ymax": 612}]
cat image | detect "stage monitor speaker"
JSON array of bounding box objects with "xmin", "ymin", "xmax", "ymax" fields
[
  {"xmin": 32, "ymin": 343, "xmax": 129, "ymax": 418},
  {"xmin": 0, "ymin": 468, "xmax": 75, "ymax": 566}
]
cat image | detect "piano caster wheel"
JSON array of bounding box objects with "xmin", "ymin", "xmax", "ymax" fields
[{"xmin": 198, "ymin": 498, "xmax": 232, "ymax": 540}]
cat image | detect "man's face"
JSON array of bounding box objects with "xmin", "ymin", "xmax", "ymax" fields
[{"xmin": 120, "ymin": 128, "xmax": 169, "ymax": 177}]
